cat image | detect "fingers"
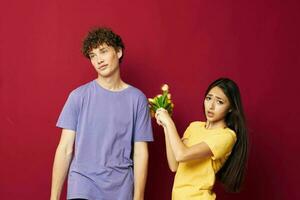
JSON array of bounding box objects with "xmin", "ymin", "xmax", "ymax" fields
[
  {"xmin": 155, "ymin": 109, "xmax": 163, "ymax": 118},
  {"xmin": 155, "ymin": 108, "xmax": 167, "ymax": 118},
  {"xmin": 156, "ymin": 118, "xmax": 161, "ymax": 125},
  {"xmin": 156, "ymin": 117, "xmax": 163, "ymax": 126},
  {"xmin": 156, "ymin": 107, "xmax": 167, "ymax": 113},
  {"xmin": 155, "ymin": 111, "xmax": 164, "ymax": 127},
  {"xmin": 155, "ymin": 108, "xmax": 169, "ymax": 127},
  {"xmin": 155, "ymin": 111, "xmax": 159, "ymax": 119}
]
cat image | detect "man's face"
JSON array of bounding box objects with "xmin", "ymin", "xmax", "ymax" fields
[{"xmin": 88, "ymin": 43, "xmax": 122, "ymax": 78}]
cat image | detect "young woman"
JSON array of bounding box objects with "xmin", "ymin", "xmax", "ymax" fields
[{"xmin": 155, "ymin": 78, "xmax": 248, "ymax": 200}]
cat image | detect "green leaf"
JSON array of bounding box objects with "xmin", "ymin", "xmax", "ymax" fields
[
  {"xmin": 157, "ymin": 96, "xmax": 163, "ymax": 107},
  {"xmin": 161, "ymin": 92, "xmax": 167, "ymax": 107}
]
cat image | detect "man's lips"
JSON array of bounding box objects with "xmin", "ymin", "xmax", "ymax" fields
[{"xmin": 98, "ymin": 64, "xmax": 108, "ymax": 69}]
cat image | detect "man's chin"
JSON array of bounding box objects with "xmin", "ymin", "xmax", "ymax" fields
[{"xmin": 100, "ymin": 72, "xmax": 119, "ymax": 79}]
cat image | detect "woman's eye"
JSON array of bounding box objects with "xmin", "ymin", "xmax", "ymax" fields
[
  {"xmin": 205, "ymin": 96, "xmax": 211, "ymax": 101},
  {"xmin": 217, "ymin": 100, "xmax": 224, "ymax": 104}
]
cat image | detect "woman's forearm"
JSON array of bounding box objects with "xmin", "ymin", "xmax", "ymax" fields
[
  {"xmin": 164, "ymin": 120, "xmax": 188, "ymax": 162},
  {"xmin": 164, "ymin": 120, "xmax": 213, "ymax": 162},
  {"xmin": 163, "ymin": 127, "xmax": 179, "ymax": 172}
]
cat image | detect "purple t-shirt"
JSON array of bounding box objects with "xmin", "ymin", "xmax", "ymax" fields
[{"xmin": 56, "ymin": 80, "xmax": 153, "ymax": 200}]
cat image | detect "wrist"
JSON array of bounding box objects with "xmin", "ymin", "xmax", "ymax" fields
[
  {"xmin": 133, "ymin": 192, "xmax": 144, "ymax": 200},
  {"xmin": 165, "ymin": 118, "xmax": 174, "ymax": 129}
]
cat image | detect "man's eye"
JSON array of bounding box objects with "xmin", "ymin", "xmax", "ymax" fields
[
  {"xmin": 205, "ymin": 97, "xmax": 211, "ymax": 100},
  {"xmin": 89, "ymin": 54, "xmax": 95, "ymax": 58}
]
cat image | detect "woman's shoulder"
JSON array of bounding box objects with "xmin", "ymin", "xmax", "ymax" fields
[
  {"xmin": 222, "ymin": 128, "xmax": 237, "ymax": 141},
  {"xmin": 225, "ymin": 127, "xmax": 236, "ymax": 134},
  {"xmin": 189, "ymin": 121, "xmax": 205, "ymax": 126},
  {"xmin": 188, "ymin": 121, "xmax": 206, "ymax": 128}
]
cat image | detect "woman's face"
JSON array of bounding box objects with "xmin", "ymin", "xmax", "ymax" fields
[{"xmin": 204, "ymin": 86, "xmax": 231, "ymax": 124}]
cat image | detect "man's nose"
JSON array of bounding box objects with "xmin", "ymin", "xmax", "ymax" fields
[{"xmin": 96, "ymin": 56, "xmax": 104, "ymax": 63}]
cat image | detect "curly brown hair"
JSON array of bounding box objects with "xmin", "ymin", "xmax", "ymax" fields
[{"xmin": 82, "ymin": 27, "xmax": 125, "ymax": 62}]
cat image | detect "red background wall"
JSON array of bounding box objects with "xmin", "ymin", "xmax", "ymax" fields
[{"xmin": 1, "ymin": 0, "xmax": 299, "ymax": 199}]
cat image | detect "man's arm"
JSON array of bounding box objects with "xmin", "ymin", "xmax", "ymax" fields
[
  {"xmin": 50, "ymin": 129, "xmax": 75, "ymax": 200},
  {"xmin": 133, "ymin": 141, "xmax": 149, "ymax": 200}
]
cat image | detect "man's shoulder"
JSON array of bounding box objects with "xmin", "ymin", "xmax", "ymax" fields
[
  {"xmin": 123, "ymin": 84, "xmax": 148, "ymax": 105},
  {"xmin": 127, "ymin": 85, "xmax": 145, "ymax": 96},
  {"xmin": 69, "ymin": 80, "xmax": 94, "ymax": 98}
]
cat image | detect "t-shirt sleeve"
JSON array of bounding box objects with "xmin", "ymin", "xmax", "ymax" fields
[
  {"xmin": 202, "ymin": 132, "xmax": 236, "ymax": 160},
  {"xmin": 182, "ymin": 123, "xmax": 194, "ymax": 140},
  {"xmin": 56, "ymin": 91, "xmax": 80, "ymax": 132},
  {"xmin": 134, "ymin": 95, "xmax": 154, "ymax": 142}
]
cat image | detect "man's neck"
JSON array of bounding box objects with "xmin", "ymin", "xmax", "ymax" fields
[{"xmin": 96, "ymin": 75, "xmax": 127, "ymax": 91}]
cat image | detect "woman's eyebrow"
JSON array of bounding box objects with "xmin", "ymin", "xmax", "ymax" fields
[{"xmin": 215, "ymin": 96, "xmax": 225, "ymax": 101}]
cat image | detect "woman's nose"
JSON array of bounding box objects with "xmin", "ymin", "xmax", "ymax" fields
[{"xmin": 209, "ymin": 101, "xmax": 215, "ymax": 110}]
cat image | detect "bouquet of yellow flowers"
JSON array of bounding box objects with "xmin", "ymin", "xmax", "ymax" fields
[{"xmin": 148, "ymin": 84, "xmax": 174, "ymax": 117}]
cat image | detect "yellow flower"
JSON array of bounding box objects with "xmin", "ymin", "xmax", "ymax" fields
[
  {"xmin": 161, "ymin": 84, "xmax": 169, "ymax": 92},
  {"xmin": 148, "ymin": 98, "xmax": 155, "ymax": 103},
  {"xmin": 167, "ymin": 93, "xmax": 171, "ymax": 99},
  {"xmin": 148, "ymin": 83, "xmax": 174, "ymax": 117}
]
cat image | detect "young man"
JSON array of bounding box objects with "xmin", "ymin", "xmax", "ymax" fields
[{"xmin": 50, "ymin": 27, "xmax": 153, "ymax": 200}]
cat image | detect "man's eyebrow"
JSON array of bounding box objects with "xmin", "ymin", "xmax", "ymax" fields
[{"xmin": 99, "ymin": 47, "xmax": 107, "ymax": 50}]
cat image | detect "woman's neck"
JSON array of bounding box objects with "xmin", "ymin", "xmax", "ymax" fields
[{"xmin": 205, "ymin": 120, "xmax": 227, "ymax": 130}]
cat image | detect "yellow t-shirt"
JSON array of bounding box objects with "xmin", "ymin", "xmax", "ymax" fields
[{"xmin": 172, "ymin": 121, "xmax": 237, "ymax": 200}]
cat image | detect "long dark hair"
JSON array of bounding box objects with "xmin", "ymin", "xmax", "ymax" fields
[{"xmin": 204, "ymin": 78, "xmax": 248, "ymax": 192}]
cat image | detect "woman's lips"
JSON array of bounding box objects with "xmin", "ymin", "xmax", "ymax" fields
[{"xmin": 207, "ymin": 111, "xmax": 214, "ymax": 117}]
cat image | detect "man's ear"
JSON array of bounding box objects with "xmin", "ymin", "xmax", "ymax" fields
[{"xmin": 117, "ymin": 48, "xmax": 123, "ymax": 59}]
